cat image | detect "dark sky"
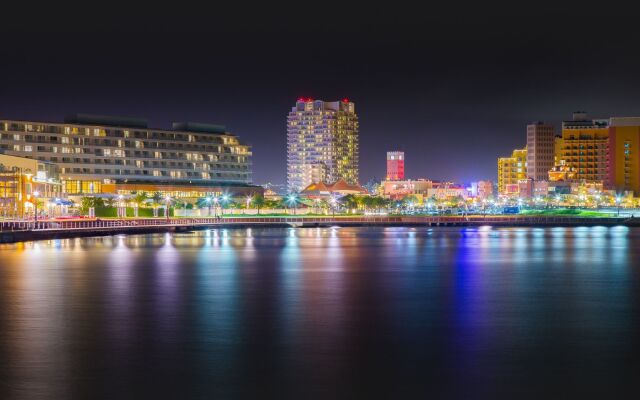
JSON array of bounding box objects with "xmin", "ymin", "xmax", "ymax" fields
[{"xmin": 2, "ymin": 4, "xmax": 639, "ymax": 185}]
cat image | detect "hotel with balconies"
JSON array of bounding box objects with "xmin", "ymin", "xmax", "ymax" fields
[{"xmin": 0, "ymin": 114, "xmax": 260, "ymax": 200}]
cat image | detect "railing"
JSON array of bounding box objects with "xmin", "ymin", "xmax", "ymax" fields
[{"xmin": 0, "ymin": 215, "xmax": 629, "ymax": 233}]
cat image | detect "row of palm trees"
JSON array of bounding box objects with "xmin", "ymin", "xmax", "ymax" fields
[{"xmin": 103, "ymin": 192, "xmax": 441, "ymax": 217}]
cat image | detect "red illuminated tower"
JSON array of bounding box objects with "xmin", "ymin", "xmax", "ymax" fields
[{"xmin": 386, "ymin": 151, "xmax": 405, "ymax": 180}]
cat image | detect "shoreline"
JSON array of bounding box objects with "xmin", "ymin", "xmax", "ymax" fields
[{"xmin": 2, "ymin": 215, "xmax": 639, "ymax": 244}]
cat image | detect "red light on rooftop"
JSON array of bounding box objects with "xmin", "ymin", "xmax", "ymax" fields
[
  {"xmin": 297, "ymin": 97, "xmax": 306, "ymax": 102},
  {"xmin": 342, "ymin": 98, "xmax": 350, "ymax": 103}
]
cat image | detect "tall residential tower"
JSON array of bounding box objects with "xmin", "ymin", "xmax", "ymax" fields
[{"xmin": 287, "ymin": 99, "xmax": 359, "ymax": 192}]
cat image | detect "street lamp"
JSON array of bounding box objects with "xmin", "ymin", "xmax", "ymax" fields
[
  {"xmin": 33, "ymin": 190, "xmax": 40, "ymax": 224},
  {"xmin": 221, "ymin": 194, "xmax": 230, "ymax": 216},
  {"xmin": 118, "ymin": 194, "xmax": 124, "ymax": 218},
  {"xmin": 245, "ymin": 195, "xmax": 252, "ymax": 214},
  {"xmin": 616, "ymin": 196, "xmax": 622, "ymax": 217},
  {"xmin": 213, "ymin": 197, "xmax": 219, "ymax": 218},
  {"xmin": 165, "ymin": 196, "xmax": 171, "ymax": 222},
  {"xmin": 206, "ymin": 196, "xmax": 212, "ymax": 216},
  {"xmin": 287, "ymin": 194, "xmax": 298, "ymax": 215},
  {"xmin": 330, "ymin": 196, "xmax": 337, "ymax": 217}
]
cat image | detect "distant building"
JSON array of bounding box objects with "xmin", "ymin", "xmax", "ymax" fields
[
  {"xmin": 386, "ymin": 151, "xmax": 405, "ymax": 180},
  {"xmin": 426, "ymin": 182, "xmax": 469, "ymax": 200},
  {"xmin": 287, "ymin": 99, "xmax": 359, "ymax": 192},
  {"xmin": 476, "ymin": 180, "xmax": 494, "ymax": 199},
  {"xmin": 382, "ymin": 179, "xmax": 432, "ymax": 200},
  {"xmin": 498, "ymin": 148, "xmax": 527, "ymax": 194},
  {"xmin": 526, "ymin": 122, "xmax": 555, "ymax": 181},
  {"xmin": 301, "ymin": 179, "xmax": 367, "ymax": 199}
]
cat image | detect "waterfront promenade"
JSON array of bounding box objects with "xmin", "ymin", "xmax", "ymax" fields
[{"xmin": 1, "ymin": 215, "xmax": 636, "ymax": 243}]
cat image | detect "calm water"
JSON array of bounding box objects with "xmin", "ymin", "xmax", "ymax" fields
[{"xmin": 0, "ymin": 226, "xmax": 639, "ymax": 399}]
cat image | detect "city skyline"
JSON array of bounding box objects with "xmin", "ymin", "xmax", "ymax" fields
[{"xmin": 2, "ymin": 7, "xmax": 640, "ymax": 185}]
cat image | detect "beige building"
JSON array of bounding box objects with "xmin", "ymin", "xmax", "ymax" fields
[{"xmin": 0, "ymin": 114, "xmax": 253, "ymax": 196}]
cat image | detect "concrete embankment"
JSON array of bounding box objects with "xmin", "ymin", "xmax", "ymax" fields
[{"xmin": 1, "ymin": 216, "xmax": 638, "ymax": 244}]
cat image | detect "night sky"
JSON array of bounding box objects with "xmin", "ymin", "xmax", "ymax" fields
[{"xmin": 2, "ymin": 5, "xmax": 640, "ymax": 185}]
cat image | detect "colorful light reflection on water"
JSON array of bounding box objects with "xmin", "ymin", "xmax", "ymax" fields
[{"xmin": 0, "ymin": 226, "xmax": 639, "ymax": 399}]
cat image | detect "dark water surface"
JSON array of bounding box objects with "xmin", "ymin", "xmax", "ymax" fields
[{"xmin": 1, "ymin": 226, "xmax": 639, "ymax": 399}]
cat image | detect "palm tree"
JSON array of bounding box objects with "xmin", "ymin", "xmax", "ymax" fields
[
  {"xmin": 151, "ymin": 192, "xmax": 163, "ymax": 217},
  {"xmin": 132, "ymin": 192, "xmax": 148, "ymax": 217},
  {"xmin": 251, "ymin": 194, "xmax": 266, "ymax": 215},
  {"xmin": 196, "ymin": 196, "xmax": 213, "ymax": 216}
]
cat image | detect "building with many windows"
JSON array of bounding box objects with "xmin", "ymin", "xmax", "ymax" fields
[
  {"xmin": 526, "ymin": 122, "xmax": 555, "ymax": 181},
  {"xmin": 559, "ymin": 112, "xmax": 609, "ymax": 184},
  {"xmin": 287, "ymin": 99, "xmax": 359, "ymax": 192},
  {"xmin": 0, "ymin": 114, "xmax": 259, "ymax": 199},
  {"xmin": 556, "ymin": 113, "xmax": 640, "ymax": 195},
  {"xmin": 0, "ymin": 154, "xmax": 61, "ymax": 218},
  {"xmin": 498, "ymin": 148, "xmax": 527, "ymax": 194}
]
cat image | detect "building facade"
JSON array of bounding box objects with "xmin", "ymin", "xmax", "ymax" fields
[
  {"xmin": 560, "ymin": 112, "xmax": 609, "ymax": 184},
  {"xmin": 382, "ymin": 179, "xmax": 432, "ymax": 200},
  {"xmin": 526, "ymin": 122, "xmax": 555, "ymax": 181},
  {"xmin": 498, "ymin": 148, "xmax": 527, "ymax": 194},
  {"xmin": 607, "ymin": 117, "xmax": 640, "ymax": 194},
  {"xmin": 557, "ymin": 113, "xmax": 640, "ymax": 195},
  {"xmin": 287, "ymin": 99, "xmax": 359, "ymax": 192},
  {"xmin": 386, "ymin": 151, "xmax": 405, "ymax": 180},
  {"xmin": 0, "ymin": 115, "xmax": 254, "ymax": 197},
  {"xmin": 0, "ymin": 154, "xmax": 61, "ymax": 217}
]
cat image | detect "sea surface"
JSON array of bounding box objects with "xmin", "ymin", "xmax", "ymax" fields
[{"xmin": 1, "ymin": 226, "xmax": 639, "ymax": 399}]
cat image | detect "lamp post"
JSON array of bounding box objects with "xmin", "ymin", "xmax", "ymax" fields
[
  {"xmin": 245, "ymin": 195, "xmax": 252, "ymax": 214},
  {"xmin": 616, "ymin": 196, "xmax": 622, "ymax": 217},
  {"xmin": 221, "ymin": 194, "xmax": 230, "ymax": 217},
  {"xmin": 206, "ymin": 196, "xmax": 212, "ymax": 217},
  {"xmin": 330, "ymin": 196, "xmax": 337, "ymax": 217},
  {"xmin": 33, "ymin": 190, "xmax": 40, "ymax": 225},
  {"xmin": 213, "ymin": 197, "xmax": 219, "ymax": 218},
  {"xmin": 117, "ymin": 194, "xmax": 124, "ymax": 218},
  {"xmin": 287, "ymin": 194, "xmax": 298, "ymax": 215},
  {"xmin": 165, "ymin": 196, "xmax": 171, "ymax": 222}
]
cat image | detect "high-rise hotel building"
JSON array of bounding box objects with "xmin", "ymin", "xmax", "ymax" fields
[
  {"xmin": 560, "ymin": 112, "xmax": 609, "ymax": 184},
  {"xmin": 0, "ymin": 114, "xmax": 256, "ymax": 197},
  {"xmin": 557, "ymin": 112, "xmax": 640, "ymax": 195},
  {"xmin": 287, "ymin": 99, "xmax": 359, "ymax": 192}
]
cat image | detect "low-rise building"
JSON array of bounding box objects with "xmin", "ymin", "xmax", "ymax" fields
[
  {"xmin": 382, "ymin": 179, "xmax": 432, "ymax": 200},
  {"xmin": 0, "ymin": 153, "xmax": 61, "ymax": 218}
]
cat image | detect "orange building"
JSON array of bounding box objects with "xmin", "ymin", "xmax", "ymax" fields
[{"xmin": 607, "ymin": 118, "xmax": 640, "ymax": 195}]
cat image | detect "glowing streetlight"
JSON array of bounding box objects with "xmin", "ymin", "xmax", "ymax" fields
[
  {"xmin": 616, "ymin": 196, "xmax": 622, "ymax": 217},
  {"xmin": 287, "ymin": 194, "xmax": 298, "ymax": 215},
  {"xmin": 330, "ymin": 196, "xmax": 337, "ymax": 217},
  {"xmin": 212, "ymin": 196, "xmax": 219, "ymax": 218},
  {"xmin": 165, "ymin": 195, "xmax": 172, "ymax": 222},
  {"xmin": 33, "ymin": 190, "xmax": 40, "ymax": 224},
  {"xmin": 205, "ymin": 196, "xmax": 213, "ymax": 216},
  {"xmin": 220, "ymin": 194, "xmax": 230, "ymax": 216}
]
